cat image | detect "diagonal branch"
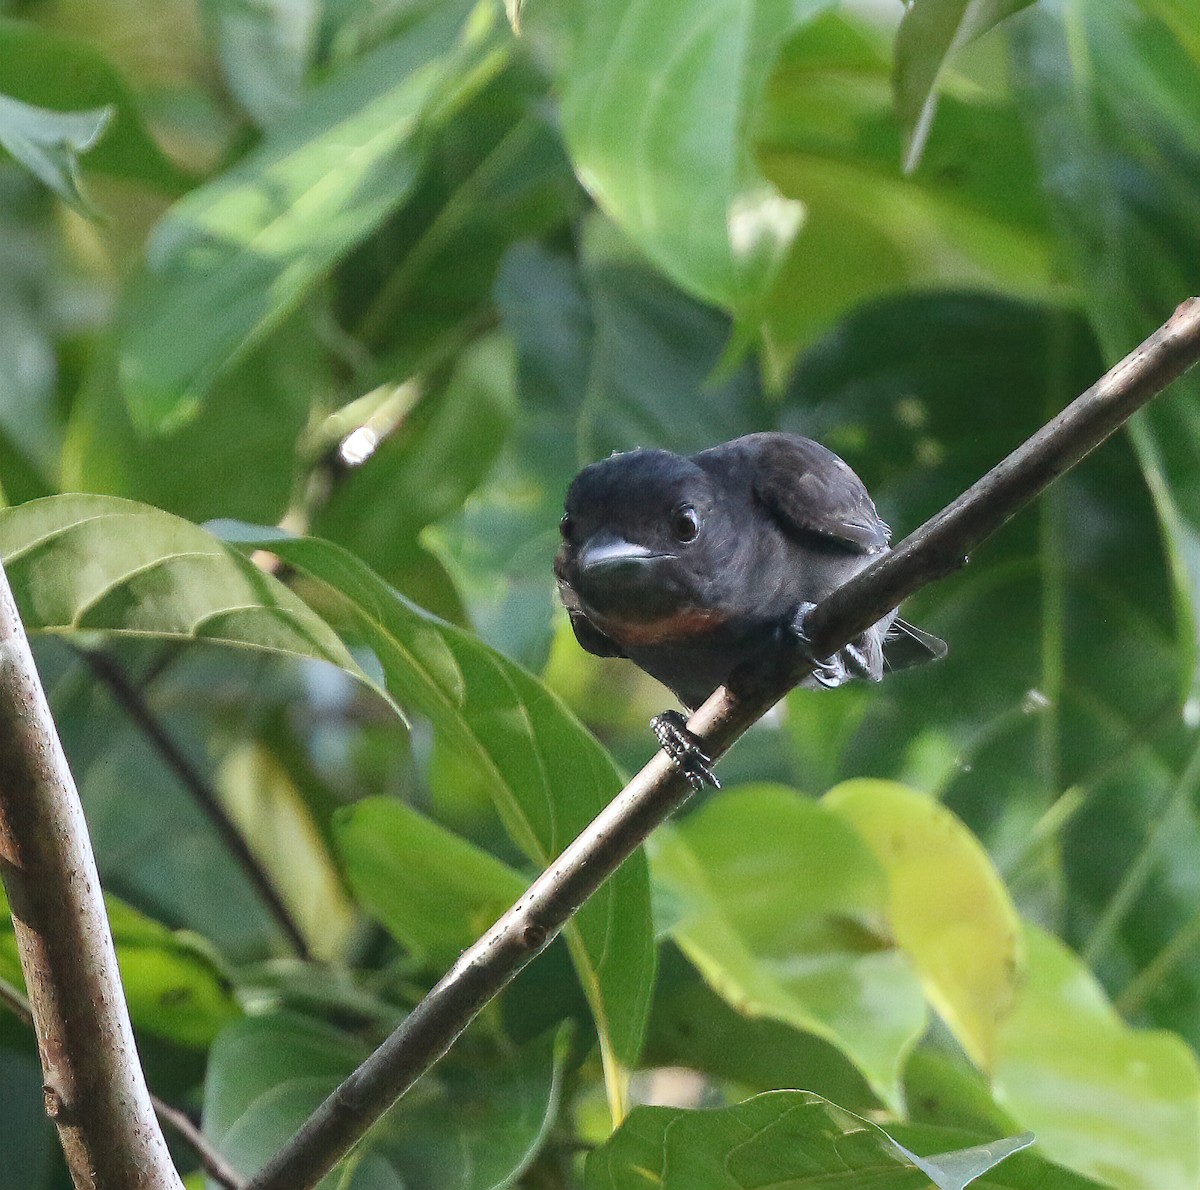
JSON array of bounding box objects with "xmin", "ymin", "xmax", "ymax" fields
[
  {"xmin": 0, "ymin": 565, "xmax": 185, "ymax": 1189},
  {"xmin": 79, "ymin": 648, "xmax": 311, "ymax": 960},
  {"xmin": 246, "ymin": 297, "xmax": 1200, "ymax": 1190}
]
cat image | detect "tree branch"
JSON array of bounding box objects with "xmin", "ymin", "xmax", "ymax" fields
[
  {"xmin": 0, "ymin": 974, "xmax": 243, "ymax": 1190},
  {"xmin": 0, "ymin": 565, "xmax": 184, "ymax": 1189},
  {"xmin": 79, "ymin": 648, "xmax": 311, "ymax": 960},
  {"xmin": 247, "ymin": 297, "xmax": 1200, "ymax": 1190}
]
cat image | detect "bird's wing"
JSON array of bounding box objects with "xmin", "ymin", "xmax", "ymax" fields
[{"xmin": 750, "ymin": 434, "xmax": 889, "ymax": 553}]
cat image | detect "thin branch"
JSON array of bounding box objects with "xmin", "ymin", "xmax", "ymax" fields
[
  {"xmin": 0, "ymin": 974, "xmax": 243, "ymax": 1190},
  {"xmin": 79, "ymin": 647, "xmax": 311, "ymax": 960},
  {"xmin": 247, "ymin": 297, "xmax": 1200, "ymax": 1190},
  {"xmin": 0, "ymin": 565, "xmax": 185, "ymax": 1189}
]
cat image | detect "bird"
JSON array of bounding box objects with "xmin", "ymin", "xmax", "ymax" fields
[{"xmin": 553, "ymin": 432, "xmax": 946, "ymax": 788}]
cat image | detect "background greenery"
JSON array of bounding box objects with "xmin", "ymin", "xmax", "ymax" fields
[{"xmin": 1, "ymin": 0, "xmax": 1199, "ymax": 1186}]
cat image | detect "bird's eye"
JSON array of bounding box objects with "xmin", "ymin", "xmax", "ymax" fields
[
  {"xmin": 559, "ymin": 514, "xmax": 574, "ymax": 540},
  {"xmin": 671, "ymin": 505, "xmax": 700, "ymax": 543}
]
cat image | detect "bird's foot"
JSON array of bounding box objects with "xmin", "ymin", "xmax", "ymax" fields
[
  {"xmin": 651, "ymin": 710, "xmax": 720, "ymax": 791},
  {"xmin": 790, "ymin": 603, "xmax": 876, "ymax": 688}
]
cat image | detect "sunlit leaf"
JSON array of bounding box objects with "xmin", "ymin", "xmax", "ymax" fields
[
  {"xmin": 557, "ymin": 0, "xmax": 820, "ymax": 321},
  {"xmin": 116, "ymin": 0, "xmax": 483, "ymax": 431},
  {"xmin": 825, "ymin": 780, "xmax": 1023, "ymax": 1071},
  {"xmin": 994, "ymin": 925, "xmax": 1200, "ymax": 1190}
]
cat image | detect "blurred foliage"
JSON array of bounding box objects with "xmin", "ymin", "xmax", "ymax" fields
[{"xmin": 0, "ymin": 0, "xmax": 1199, "ymax": 1187}]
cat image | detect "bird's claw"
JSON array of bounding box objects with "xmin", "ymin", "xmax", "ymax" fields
[
  {"xmin": 790, "ymin": 603, "xmax": 876, "ymax": 687},
  {"xmin": 651, "ymin": 710, "xmax": 720, "ymax": 791}
]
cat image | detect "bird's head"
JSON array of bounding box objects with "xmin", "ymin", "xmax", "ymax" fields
[{"xmin": 554, "ymin": 449, "xmax": 730, "ymax": 629}]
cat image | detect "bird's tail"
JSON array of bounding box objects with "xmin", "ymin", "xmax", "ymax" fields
[{"xmin": 883, "ymin": 617, "xmax": 948, "ymax": 671}]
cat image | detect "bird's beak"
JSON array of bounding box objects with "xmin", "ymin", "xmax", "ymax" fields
[{"xmin": 578, "ymin": 533, "xmax": 671, "ymax": 576}]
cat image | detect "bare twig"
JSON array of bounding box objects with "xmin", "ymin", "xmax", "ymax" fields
[
  {"xmin": 0, "ymin": 565, "xmax": 185, "ymax": 1189},
  {"xmin": 246, "ymin": 297, "xmax": 1200, "ymax": 1190},
  {"xmin": 79, "ymin": 648, "xmax": 310, "ymax": 960},
  {"xmin": 0, "ymin": 974, "xmax": 243, "ymax": 1190}
]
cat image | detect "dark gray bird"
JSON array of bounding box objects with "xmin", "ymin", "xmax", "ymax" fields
[{"xmin": 554, "ymin": 432, "xmax": 946, "ymax": 786}]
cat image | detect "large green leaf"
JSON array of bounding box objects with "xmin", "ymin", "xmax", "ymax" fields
[
  {"xmin": 237, "ymin": 531, "xmax": 655, "ymax": 1069},
  {"xmin": 893, "ymin": 0, "xmax": 1036, "ymax": 171},
  {"xmin": 650, "ymin": 785, "xmax": 926, "ymax": 1109},
  {"xmin": 585, "ymin": 1092, "xmax": 1079, "ymax": 1190},
  {"xmin": 994, "ymin": 925, "xmax": 1200, "ymax": 1190},
  {"xmin": 0, "ymin": 495, "xmax": 359, "ymax": 670},
  {"xmin": 754, "ymin": 11, "xmax": 1056, "ymax": 367},
  {"xmin": 115, "ymin": 0, "xmax": 482, "ymax": 430},
  {"xmin": 556, "ymin": 0, "xmax": 819, "ymax": 321},
  {"xmin": 0, "ymin": 17, "xmax": 190, "ymax": 193},
  {"xmin": 0, "ymin": 495, "xmax": 655, "ymax": 1069},
  {"xmin": 201, "ymin": 0, "xmax": 319, "ymax": 128},
  {"xmin": 334, "ymin": 797, "xmax": 526, "ymax": 969},
  {"xmin": 205, "ymin": 1013, "xmax": 566, "ymax": 1188}
]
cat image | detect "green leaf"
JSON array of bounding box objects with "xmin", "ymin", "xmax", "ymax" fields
[
  {"xmin": 0, "ymin": 92, "xmax": 111, "ymax": 214},
  {"xmin": 205, "ymin": 1014, "xmax": 567, "ymax": 1187},
  {"xmin": 557, "ymin": 0, "xmax": 821, "ymax": 321},
  {"xmin": 649, "ymin": 785, "xmax": 926, "ymax": 1109},
  {"xmin": 346, "ymin": 48, "xmax": 581, "ymax": 372},
  {"xmin": 237, "ymin": 532, "xmax": 655, "ymax": 1068},
  {"xmin": 0, "ymin": 885, "xmax": 240, "ymax": 1048},
  {"xmin": 825, "ymin": 780, "xmax": 1023, "ymax": 1072},
  {"xmin": 585, "ymin": 1092, "xmax": 1054, "ymax": 1190},
  {"xmin": 202, "ymin": 0, "xmax": 319, "ymax": 127},
  {"xmin": 64, "ymin": 311, "xmax": 319, "ymax": 525},
  {"xmin": 0, "ymin": 17, "xmax": 191, "ymax": 193},
  {"xmin": 994, "ymin": 925, "xmax": 1200, "ymax": 1190},
  {"xmin": 894, "ymin": 0, "xmax": 1036, "ymax": 172},
  {"xmin": 334, "ymin": 797, "xmax": 526, "ymax": 969},
  {"xmin": 644, "ymin": 945, "xmax": 881, "ymax": 1112},
  {"xmin": 0, "ymin": 495, "xmax": 360, "ymax": 673},
  {"xmin": 0, "ymin": 495, "xmax": 655, "ymax": 1067},
  {"xmin": 754, "ymin": 12, "xmax": 1056, "ymax": 367},
  {"xmin": 116, "ymin": 1, "xmax": 484, "ymax": 431}
]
